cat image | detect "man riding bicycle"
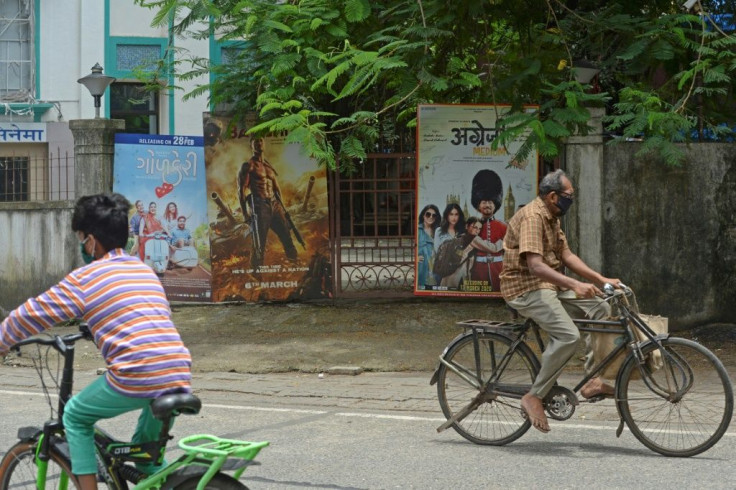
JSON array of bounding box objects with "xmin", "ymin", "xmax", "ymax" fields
[
  {"xmin": 500, "ymin": 169, "xmax": 620, "ymax": 433},
  {"xmin": 0, "ymin": 193, "xmax": 192, "ymax": 490}
]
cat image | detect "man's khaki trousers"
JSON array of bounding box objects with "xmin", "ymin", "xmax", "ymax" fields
[{"xmin": 507, "ymin": 288, "xmax": 611, "ymax": 398}]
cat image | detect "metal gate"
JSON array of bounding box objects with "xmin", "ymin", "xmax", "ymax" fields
[{"xmin": 329, "ymin": 153, "xmax": 416, "ymax": 297}]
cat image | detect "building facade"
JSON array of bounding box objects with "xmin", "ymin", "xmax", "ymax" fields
[{"xmin": 0, "ymin": 0, "xmax": 219, "ymax": 202}]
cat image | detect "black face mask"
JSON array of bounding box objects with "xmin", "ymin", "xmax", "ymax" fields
[{"xmin": 555, "ymin": 195, "xmax": 574, "ymax": 215}]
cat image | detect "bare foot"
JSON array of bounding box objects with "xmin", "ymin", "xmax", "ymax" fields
[
  {"xmin": 580, "ymin": 377, "xmax": 615, "ymax": 399},
  {"xmin": 520, "ymin": 393, "xmax": 550, "ymax": 433}
]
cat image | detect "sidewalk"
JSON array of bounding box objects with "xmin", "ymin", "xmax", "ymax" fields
[
  {"xmin": 7, "ymin": 360, "xmax": 734, "ymax": 428},
  {"xmin": 1, "ymin": 301, "xmax": 734, "ymax": 427}
]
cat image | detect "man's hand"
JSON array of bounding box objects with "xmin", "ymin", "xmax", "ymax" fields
[
  {"xmin": 572, "ymin": 281, "xmax": 603, "ymax": 299},
  {"xmin": 599, "ymin": 277, "xmax": 622, "ymax": 288}
]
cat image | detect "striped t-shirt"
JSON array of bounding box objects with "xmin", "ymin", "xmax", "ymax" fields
[{"xmin": 0, "ymin": 249, "xmax": 191, "ymax": 398}]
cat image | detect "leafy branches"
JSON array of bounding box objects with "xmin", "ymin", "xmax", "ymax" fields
[{"xmin": 132, "ymin": 0, "xmax": 736, "ymax": 168}]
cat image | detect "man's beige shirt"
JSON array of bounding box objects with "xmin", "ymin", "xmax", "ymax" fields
[{"xmin": 500, "ymin": 196, "xmax": 570, "ymax": 301}]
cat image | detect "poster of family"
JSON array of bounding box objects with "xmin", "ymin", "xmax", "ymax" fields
[
  {"xmin": 113, "ymin": 133, "xmax": 212, "ymax": 302},
  {"xmin": 415, "ymin": 104, "xmax": 539, "ymax": 298}
]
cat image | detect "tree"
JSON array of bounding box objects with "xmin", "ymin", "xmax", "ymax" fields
[{"xmin": 134, "ymin": 0, "xmax": 736, "ymax": 167}]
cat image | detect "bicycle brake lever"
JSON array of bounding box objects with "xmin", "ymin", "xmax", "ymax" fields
[{"xmin": 79, "ymin": 322, "xmax": 93, "ymax": 340}]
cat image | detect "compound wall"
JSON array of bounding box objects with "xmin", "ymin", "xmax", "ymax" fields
[{"xmin": 566, "ymin": 142, "xmax": 735, "ymax": 330}]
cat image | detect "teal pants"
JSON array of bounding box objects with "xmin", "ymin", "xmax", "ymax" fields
[{"xmin": 62, "ymin": 376, "xmax": 171, "ymax": 476}]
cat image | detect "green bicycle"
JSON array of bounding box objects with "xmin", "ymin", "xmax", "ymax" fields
[{"xmin": 0, "ymin": 323, "xmax": 268, "ymax": 489}]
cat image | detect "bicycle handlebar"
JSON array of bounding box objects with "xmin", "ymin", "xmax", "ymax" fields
[
  {"xmin": 11, "ymin": 323, "xmax": 93, "ymax": 354},
  {"xmin": 602, "ymin": 282, "xmax": 632, "ymax": 301}
]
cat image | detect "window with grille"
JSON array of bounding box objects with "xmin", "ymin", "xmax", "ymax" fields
[
  {"xmin": 338, "ymin": 156, "xmax": 416, "ymax": 238},
  {"xmin": 0, "ymin": 0, "xmax": 32, "ymax": 100},
  {"xmin": 110, "ymin": 83, "xmax": 159, "ymax": 134},
  {"xmin": 0, "ymin": 156, "xmax": 28, "ymax": 201}
]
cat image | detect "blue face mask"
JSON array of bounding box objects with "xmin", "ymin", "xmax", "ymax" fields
[
  {"xmin": 555, "ymin": 194, "xmax": 574, "ymax": 216},
  {"xmin": 80, "ymin": 236, "xmax": 95, "ymax": 264}
]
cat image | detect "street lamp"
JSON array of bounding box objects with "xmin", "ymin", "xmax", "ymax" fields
[
  {"xmin": 77, "ymin": 63, "xmax": 115, "ymax": 118},
  {"xmin": 572, "ymin": 59, "xmax": 600, "ymax": 85}
]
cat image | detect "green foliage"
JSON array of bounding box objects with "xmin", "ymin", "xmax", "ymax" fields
[
  {"xmin": 605, "ymin": 88, "xmax": 694, "ymax": 165},
  {"xmin": 132, "ymin": 0, "xmax": 736, "ymax": 168}
]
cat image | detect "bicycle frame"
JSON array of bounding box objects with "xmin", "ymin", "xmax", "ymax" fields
[
  {"xmin": 436, "ymin": 290, "xmax": 675, "ymax": 403},
  {"xmin": 433, "ymin": 289, "xmax": 734, "ymax": 456},
  {"xmin": 8, "ymin": 325, "xmax": 268, "ymax": 490}
]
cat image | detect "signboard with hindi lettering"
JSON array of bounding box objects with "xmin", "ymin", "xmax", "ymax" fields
[
  {"xmin": 414, "ymin": 104, "xmax": 539, "ymax": 298},
  {"xmin": 0, "ymin": 123, "xmax": 46, "ymax": 143}
]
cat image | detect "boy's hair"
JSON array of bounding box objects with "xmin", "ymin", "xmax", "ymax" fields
[{"xmin": 72, "ymin": 193, "xmax": 130, "ymax": 251}]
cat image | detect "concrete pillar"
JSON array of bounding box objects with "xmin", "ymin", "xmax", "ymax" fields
[
  {"xmin": 562, "ymin": 107, "xmax": 605, "ymax": 272},
  {"xmin": 69, "ymin": 119, "xmax": 125, "ymax": 196}
]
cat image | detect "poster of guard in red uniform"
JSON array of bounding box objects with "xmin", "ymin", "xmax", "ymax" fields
[
  {"xmin": 415, "ymin": 104, "xmax": 539, "ymax": 298},
  {"xmin": 202, "ymin": 114, "xmax": 331, "ymax": 302}
]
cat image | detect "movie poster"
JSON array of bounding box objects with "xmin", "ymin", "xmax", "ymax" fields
[
  {"xmin": 202, "ymin": 114, "xmax": 331, "ymax": 302},
  {"xmin": 113, "ymin": 134, "xmax": 212, "ymax": 302},
  {"xmin": 415, "ymin": 104, "xmax": 539, "ymax": 298}
]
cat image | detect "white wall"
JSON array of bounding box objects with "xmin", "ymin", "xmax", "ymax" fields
[
  {"xmin": 174, "ymin": 20, "xmax": 211, "ymax": 136},
  {"xmin": 36, "ymin": 1, "xmax": 209, "ymax": 136},
  {"xmin": 109, "ymin": 0, "xmax": 165, "ymax": 37}
]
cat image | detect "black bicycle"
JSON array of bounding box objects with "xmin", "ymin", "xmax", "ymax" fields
[
  {"xmin": 430, "ymin": 285, "xmax": 734, "ymax": 457},
  {"xmin": 0, "ymin": 323, "xmax": 268, "ymax": 489}
]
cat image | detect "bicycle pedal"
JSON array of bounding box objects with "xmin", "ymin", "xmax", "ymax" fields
[{"xmin": 581, "ymin": 394, "xmax": 607, "ymax": 403}]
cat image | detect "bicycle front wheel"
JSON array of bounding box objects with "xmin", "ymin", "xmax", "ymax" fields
[
  {"xmin": 617, "ymin": 337, "xmax": 734, "ymax": 457},
  {"xmin": 0, "ymin": 440, "xmax": 79, "ymax": 490},
  {"xmin": 437, "ymin": 332, "xmax": 539, "ymax": 445}
]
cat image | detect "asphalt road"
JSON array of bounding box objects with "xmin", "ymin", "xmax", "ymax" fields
[{"xmin": 0, "ymin": 367, "xmax": 734, "ymax": 489}]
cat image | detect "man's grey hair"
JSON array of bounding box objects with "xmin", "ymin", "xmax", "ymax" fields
[{"xmin": 539, "ymin": 169, "xmax": 568, "ymax": 196}]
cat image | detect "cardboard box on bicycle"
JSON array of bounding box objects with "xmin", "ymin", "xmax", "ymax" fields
[{"xmin": 591, "ymin": 314, "xmax": 668, "ymax": 380}]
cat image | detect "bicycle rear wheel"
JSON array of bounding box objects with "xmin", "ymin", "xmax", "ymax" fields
[
  {"xmin": 163, "ymin": 471, "xmax": 248, "ymax": 489},
  {"xmin": 617, "ymin": 337, "xmax": 734, "ymax": 457},
  {"xmin": 0, "ymin": 440, "xmax": 79, "ymax": 490},
  {"xmin": 437, "ymin": 332, "xmax": 539, "ymax": 445}
]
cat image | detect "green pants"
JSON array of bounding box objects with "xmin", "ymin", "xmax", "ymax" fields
[{"xmin": 62, "ymin": 376, "xmax": 171, "ymax": 476}]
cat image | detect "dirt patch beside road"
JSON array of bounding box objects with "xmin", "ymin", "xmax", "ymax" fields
[
  {"xmin": 4, "ymin": 300, "xmax": 735, "ymax": 375},
  {"xmin": 172, "ymin": 300, "xmax": 513, "ymax": 373}
]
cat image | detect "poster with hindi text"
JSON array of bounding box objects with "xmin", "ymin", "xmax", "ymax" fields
[
  {"xmin": 203, "ymin": 114, "xmax": 331, "ymax": 302},
  {"xmin": 415, "ymin": 104, "xmax": 539, "ymax": 298},
  {"xmin": 113, "ymin": 134, "xmax": 212, "ymax": 302}
]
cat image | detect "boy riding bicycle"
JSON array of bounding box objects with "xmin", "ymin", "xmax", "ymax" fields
[
  {"xmin": 500, "ymin": 170, "xmax": 620, "ymax": 433},
  {"xmin": 0, "ymin": 193, "xmax": 192, "ymax": 490}
]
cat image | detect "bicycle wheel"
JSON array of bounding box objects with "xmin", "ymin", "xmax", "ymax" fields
[
  {"xmin": 0, "ymin": 441, "xmax": 79, "ymax": 490},
  {"xmin": 437, "ymin": 332, "xmax": 539, "ymax": 445},
  {"xmin": 163, "ymin": 471, "xmax": 248, "ymax": 489},
  {"xmin": 617, "ymin": 337, "xmax": 734, "ymax": 457}
]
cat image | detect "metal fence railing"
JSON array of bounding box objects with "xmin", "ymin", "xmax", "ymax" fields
[{"xmin": 0, "ymin": 148, "xmax": 74, "ymax": 202}]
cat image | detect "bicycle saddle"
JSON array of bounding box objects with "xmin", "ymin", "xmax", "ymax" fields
[{"xmin": 150, "ymin": 393, "xmax": 202, "ymax": 419}]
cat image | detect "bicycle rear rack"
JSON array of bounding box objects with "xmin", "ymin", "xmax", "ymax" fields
[{"xmin": 456, "ymin": 319, "xmax": 527, "ymax": 333}]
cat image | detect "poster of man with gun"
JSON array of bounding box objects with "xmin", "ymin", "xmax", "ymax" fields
[
  {"xmin": 203, "ymin": 115, "xmax": 330, "ymax": 302},
  {"xmin": 237, "ymin": 136, "xmax": 305, "ymax": 268}
]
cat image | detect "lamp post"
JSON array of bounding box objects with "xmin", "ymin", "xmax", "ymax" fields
[
  {"xmin": 77, "ymin": 63, "xmax": 115, "ymax": 119},
  {"xmin": 572, "ymin": 59, "xmax": 600, "ymax": 85}
]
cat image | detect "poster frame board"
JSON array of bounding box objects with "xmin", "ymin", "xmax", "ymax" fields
[{"xmin": 414, "ymin": 103, "xmax": 540, "ymax": 298}]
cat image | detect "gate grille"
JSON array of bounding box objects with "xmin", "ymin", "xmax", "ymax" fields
[{"xmin": 330, "ymin": 153, "xmax": 416, "ymax": 297}]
